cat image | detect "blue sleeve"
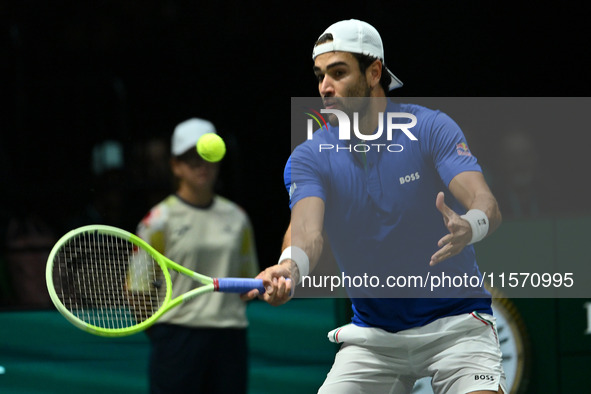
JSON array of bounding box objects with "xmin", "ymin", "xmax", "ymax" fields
[
  {"xmin": 284, "ymin": 143, "xmax": 327, "ymax": 210},
  {"xmin": 283, "ymin": 155, "xmax": 292, "ymax": 194},
  {"xmin": 427, "ymin": 112, "xmax": 482, "ymax": 186}
]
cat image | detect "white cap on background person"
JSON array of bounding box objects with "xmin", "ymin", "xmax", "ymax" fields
[
  {"xmin": 312, "ymin": 19, "xmax": 403, "ymax": 91},
  {"xmin": 171, "ymin": 118, "xmax": 217, "ymax": 156}
]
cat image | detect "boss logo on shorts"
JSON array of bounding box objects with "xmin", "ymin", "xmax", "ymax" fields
[
  {"xmin": 399, "ymin": 172, "xmax": 420, "ymax": 184},
  {"xmin": 474, "ymin": 374, "xmax": 495, "ymax": 381}
]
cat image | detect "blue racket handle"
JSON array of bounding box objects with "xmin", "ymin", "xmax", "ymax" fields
[{"xmin": 214, "ymin": 278, "xmax": 266, "ymax": 294}]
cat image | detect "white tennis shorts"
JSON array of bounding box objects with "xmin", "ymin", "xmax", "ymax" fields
[{"xmin": 318, "ymin": 312, "xmax": 507, "ymax": 394}]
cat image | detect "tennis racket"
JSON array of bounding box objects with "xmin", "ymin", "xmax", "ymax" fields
[{"xmin": 46, "ymin": 224, "xmax": 265, "ymax": 337}]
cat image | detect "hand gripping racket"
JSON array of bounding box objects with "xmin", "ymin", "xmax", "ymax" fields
[{"xmin": 46, "ymin": 224, "xmax": 265, "ymax": 337}]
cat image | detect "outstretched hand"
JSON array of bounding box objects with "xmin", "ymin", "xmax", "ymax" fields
[{"xmin": 430, "ymin": 191, "xmax": 472, "ymax": 266}]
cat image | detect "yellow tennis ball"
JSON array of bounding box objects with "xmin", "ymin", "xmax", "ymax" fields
[{"xmin": 196, "ymin": 133, "xmax": 226, "ymax": 162}]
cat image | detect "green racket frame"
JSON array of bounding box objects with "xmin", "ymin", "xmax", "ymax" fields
[{"xmin": 46, "ymin": 225, "xmax": 217, "ymax": 337}]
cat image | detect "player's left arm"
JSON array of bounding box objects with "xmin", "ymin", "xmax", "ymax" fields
[{"xmin": 430, "ymin": 170, "xmax": 502, "ymax": 266}]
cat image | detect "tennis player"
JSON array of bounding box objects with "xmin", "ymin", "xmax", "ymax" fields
[
  {"xmin": 138, "ymin": 118, "xmax": 259, "ymax": 394},
  {"xmin": 246, "ymin": 20, "xmax": 505, "ymax": 393}
]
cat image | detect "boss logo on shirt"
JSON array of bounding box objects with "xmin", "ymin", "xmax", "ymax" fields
[
  {"xmin": 474, "ymin": 374, "xmax": 495, "ymax": 382},
  {"xmin": 399, "ymin": 172, "xmax": 420, "ymax": 184}
]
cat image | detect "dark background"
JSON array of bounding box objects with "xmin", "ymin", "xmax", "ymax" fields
[{"xmin": 1, "ymin": 1, "xmax": 589, "ymax": 284}]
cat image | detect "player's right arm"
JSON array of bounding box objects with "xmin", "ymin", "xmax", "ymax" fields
[
  {"xmin": 278, "ymin": 196, "xmax": 325, "ymax": 287},
  {"xmin": 243, "ymin": 196, "xmax": 325, "ymax": 306},
  {"xmin": 244, "ymin": 147, "xmax": 327, "ymax": 305}
]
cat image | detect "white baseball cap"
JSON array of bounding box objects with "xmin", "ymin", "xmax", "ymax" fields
[
  {"xmin": 312, "ymin": 19, "xmax": 403, "ymax": 91},
  {"xmin": 171, "ymin": 118, "xmax": 217, "ymax": 156}
]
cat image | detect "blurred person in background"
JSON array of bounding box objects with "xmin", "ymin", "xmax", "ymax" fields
[
  {"xmin": 137, "ymin": 118, "xmax": 259, "ymax": 394},
  {"xmin": 493, "ymin": 130, "xmax": 543, "ymax": 219}
]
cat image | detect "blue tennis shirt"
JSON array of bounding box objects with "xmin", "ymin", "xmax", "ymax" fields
[{"xmin": 285, "ymin": 100, "xmax": 492, "ymax": 332}]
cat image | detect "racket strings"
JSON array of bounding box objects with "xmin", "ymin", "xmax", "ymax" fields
[{"xmin": 52, "ymin": 231, "xmax": 167, "ymax": 329}]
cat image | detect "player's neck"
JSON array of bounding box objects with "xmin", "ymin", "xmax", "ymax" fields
[
  {"xmin": 177, "ymin": 186, "xmax": 214, "ymax": 208},
  {"xmin": 357, "ymin": 95, "xmax": 388, "ymax": 136}
]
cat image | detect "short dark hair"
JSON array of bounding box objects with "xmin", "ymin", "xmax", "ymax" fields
[
  {"xmin": 315, "ymin": 33, "xmax": 334, "ymax": 47},
  {"xmin": 314, "ymin": 33, "xmax": 391, "ymax": 92}
]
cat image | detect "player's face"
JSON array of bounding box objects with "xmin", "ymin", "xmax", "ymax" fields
[
  {"xmin": 313, "ymin": 51, "xmax": 372, "ymax": 121},
  {"xmin": 172, "ymin": 151, "xmax": 218, "ymax": 191},
  {"xmin": 314, "ymin": 51, "xmax": 371, "ymax": 98}
]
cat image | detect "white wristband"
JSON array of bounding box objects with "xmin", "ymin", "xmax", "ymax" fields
[
  {"xmin": 461, "ymin": 209, "xmax": 489, "ymax": 245},
  {"xmin": 278, "ymin": 246, "xmax": 310, "ymax": 283}
]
